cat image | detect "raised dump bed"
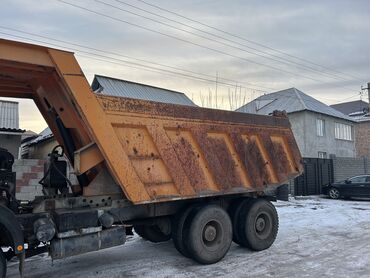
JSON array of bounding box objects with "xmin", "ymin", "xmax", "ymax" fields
[
  {"xmin": 0, "ymin": 38, "xmax": 302, "ymax": 204},
  {"xmin": 0, "ymin": 39, "xmax": 303, "ymax": 276}
]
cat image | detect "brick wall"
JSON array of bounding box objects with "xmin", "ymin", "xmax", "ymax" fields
[
  {"xmin": 14, "ymin": 159, "xmax": 45, "ymax": 200},
  {"xmin": 14, "ymin": 159, "xmax": 77, "ymax": 200},
  {"xmin": 332, "ymin": 157, "xmax": 370, "ymax": 182},
  {"xmin": 355, "ymin": 121, "xmax": 370, "ymax": 158}
]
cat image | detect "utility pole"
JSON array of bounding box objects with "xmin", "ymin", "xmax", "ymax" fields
[
  {"xmin": 361, "ymin": 82, "xmax": 370, "ymax": 114},
  {"xmin": 368, "ymin": 82, "xmax": 370, "ymax": 113}
]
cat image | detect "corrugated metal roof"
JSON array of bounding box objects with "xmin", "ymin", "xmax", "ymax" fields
[
  {"xmin": 236, "ymin": 88, "xmax": 354, "ymax": 121},
  {"xmin": 23, "ymin": 75, "xmax": 199, "ymax": 147},
  {"xmin": 26, "ymin": 127, "xmax": 53, "ymax": 146},
  {"xmin": 0, "ymin": 100, "xmax": 19, "ymax": 129},
  {"xmin": 330, "ymin": 100, "xmax": 369, "ymax": 115},
  {"xmin": 91, "ymin": 75, "xmax": 196, "ymax": 106}
]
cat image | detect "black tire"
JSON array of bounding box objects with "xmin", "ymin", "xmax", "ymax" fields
[
  {"xmin": 238, "ymin": 198, "xmax": 279, "ymax": 251},
  {"xmin": 171, "ymin": 204, "xmax": 200, "ymax": 258},
  {"xmin": 0, "ymin": 249, "xmax": 6, "ymax": 278},
  {"xmin": 328, "ymin": 188, "xmax": 340, "ymax": 199},
  {"xmin": 228, "ymin": 198, "xmax": 251, "ymax": 245},
  {"xmin": 184, "ymin": 205, "xmax": 232, "ymax": 264},
  {"xmin": 134, "ymin": 225, "xmax": 147, "ymax": 239},
  {"xmin": 134, "ymin": 225, "xmax": 171, "ymax": 243}
]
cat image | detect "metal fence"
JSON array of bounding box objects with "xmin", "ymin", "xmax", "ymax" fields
[{"xmin": 294, "ymin": 158, "xmax": 334, "ymax": 196}]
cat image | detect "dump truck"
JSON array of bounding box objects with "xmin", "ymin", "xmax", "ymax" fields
[{"xmin": 0, "ymin": 39, "xmax": 303, "ymax": 277}]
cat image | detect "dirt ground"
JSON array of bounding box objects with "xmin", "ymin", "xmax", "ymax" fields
[{"xmin": 7, "ymin": 197, "xmax": 370, "ymax": 278}]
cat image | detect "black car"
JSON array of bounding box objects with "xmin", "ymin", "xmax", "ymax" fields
[{"xmin": 323, "ymin": 175, "xmax": 370, "ymax": 199}]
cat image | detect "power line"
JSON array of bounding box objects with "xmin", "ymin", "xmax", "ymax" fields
[
  {"xmin": 0, "ymin": 31, "xmax": 261, "ymax": 109},
  {"xmin": 0, "ymin": 31, "xmax": 360, "ymax": 110},
  {"xmin": 0, "ymin": 31, "xmax": 269, "ymax": 95},
  {"xmin": 133, "ymin": 0, "xmax": 364, "ymax": 82},
  {"xmin": 0, "ymin": 27, "xmax": 360, "ymax": 107},
  {"xmin": 0, "ymin": 26, "xmax": 271, "ymax": 92},
  {"xmin": 0, "ymin": 26, "xmax": 359, "ymax": 108},
  {"xmin": 336, "ymin": 92, "xmax": 362, "ymax": 102},
  {"xmin": 55, "ymin": 0, "xmax": 360, "ymax": 93},
  {"xmin": 0, "ymin": 31, "xmax": 359, "ymax": 106},
  {"xmin": 108, "ymin": 0, "xmax": 357, "ymax": 84}
]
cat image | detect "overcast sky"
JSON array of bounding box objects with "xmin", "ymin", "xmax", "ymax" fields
[{"xmin": 1, "ymin": 0, "xmax": 369, "ymax": 132}]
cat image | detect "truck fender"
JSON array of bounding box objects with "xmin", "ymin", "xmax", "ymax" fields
[{"xmin": 0, "ymin": 205, "xmax": 24, "ymax": 254}]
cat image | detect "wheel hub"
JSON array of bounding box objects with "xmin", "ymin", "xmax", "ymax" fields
[
  {"xmin": 330, "ymin": 189, "xmax": 339, "ymax": 198},
  {"xmin": 254, "ymin": 212, "xmax": 272, "ymax": 239},
  {"xmin": 256, "ymin": 217, "xmax": 266, "ymax": 232},
  {"xmin": 204, "ymin": 225, "xmax": 217, "ymax": 242}
]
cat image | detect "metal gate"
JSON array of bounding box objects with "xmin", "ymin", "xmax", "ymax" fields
[{"xmin": 294, "ymin": 158, "xmax": 333, "ymax": 196}]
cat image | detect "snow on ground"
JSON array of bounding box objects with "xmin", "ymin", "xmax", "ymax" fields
[{"xmin": 7, "ymin": 197, "xmax": 370, "ymax": 278}]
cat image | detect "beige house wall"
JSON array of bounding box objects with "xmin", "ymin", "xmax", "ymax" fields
[{"xmin": 27, "ymin": 138, "xmax": 58, "ymax": 159}]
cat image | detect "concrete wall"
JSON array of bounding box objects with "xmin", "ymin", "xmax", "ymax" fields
[
  {"xmin": 332, "ymin": 157, "xmax": 370, "ymax": 182},
  {"xmin": 288, "ymin": 112, "xmax": 307, "ymax": 156},
  {"xmin": 27, "ymin": 138, "xmax": 58, "ymax": 159},
  {"xmin": 288, "ymin": 111, "xmax": 355, "ymax": 158},
  {"xmin": 0, "ymin": 133, "xmax": 22, "ymax": 158},
  {"xmin": 355, "ymin": 121, "xmax": 370, "ymax": 158}
]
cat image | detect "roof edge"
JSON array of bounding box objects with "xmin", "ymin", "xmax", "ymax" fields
[
  {"xmin": 0, "ymin": 99, "xmax": 19, "ymax": 104},
  {"xmin": 93, "ymin": 74, "xmax": 188, "ymax": 96},
  {"xmin": 292, "ymin": 109, "xmax": 357, "ymax": 122}
]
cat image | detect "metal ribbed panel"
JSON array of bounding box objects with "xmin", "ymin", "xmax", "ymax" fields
[
  {"xmin": 26, "ymin": 127, "xmax": 53, "ymax": 146},
  {"xmin": 0, "ymin": 100, "xmax": 19, "ymax": 129},
  {"xmin": 92, "ymin": 75, "xmax": 196, "ymax": 107},
  {"xmin": 237, "ymin": 88, "xmax": 353, "ymax": 121}
]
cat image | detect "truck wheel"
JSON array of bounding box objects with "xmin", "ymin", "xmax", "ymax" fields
[
  {"xmin": 0, "ymin": 249, "xmax": 6, "ymax": 278},
  {"xmin": 237, "ymin": 198, "xmax": 279, "ymax": 251},
  {"xmin": 171, "ymin": 204, "xmax": 200, "ymax": 258},
  {"xmin": 134, "ymin": 225, "xmax": 171, "ymax": 243},
  {"xmin": 134, "ymin": 225, "xmax": 147, "ymax": 238},
  {"xmin": 228, "ymin": 198, "xmax": 251, "ymax": 245},
  {"xmin": 184, "ymin": 205, "xmax": 232, "ymax": 264}
]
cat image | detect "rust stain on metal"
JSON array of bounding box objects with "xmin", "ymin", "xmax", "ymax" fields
[
  {"xmin": 166, "ymin": 128, "xmax": 219, "ymax": 193},
  {"xmin": 0, "ymin": 38, "xmax": 304, "ymax": 204}
]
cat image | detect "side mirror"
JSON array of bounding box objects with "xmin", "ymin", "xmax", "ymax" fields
[{"xmin": 345, "ymin": 179, "xmax": 351, "ymax": 184}]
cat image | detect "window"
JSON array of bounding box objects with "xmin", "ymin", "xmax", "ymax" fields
[
  {"xmin": 316, "ymin": 119, "xmax": 325, "ymax": 136},
  {"xmin": 335, "ymin": 122, "xmax": 352, "ymax": 141},
  {"xmin": 318, "ymin": 151, "xmax": 327, "ymax": 159},
  {"xmin": 349, "ymin": 176, "xmax": 367, "ymax": 183}
]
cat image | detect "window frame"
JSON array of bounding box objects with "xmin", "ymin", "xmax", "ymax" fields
[
  {"xmin": 316, "ymin": 118, "xmax": 325, "ymax": 137},
  {"xmin": 318, "ymin": 151, "xmax": 327, "ymax": 159},
  {"xmin": 349, "ymin": 176, "xmax": 367, "ymax": 183},
  {"xmin": 334, "ymin": 122, "xmax": 353, "ymax": 141}
]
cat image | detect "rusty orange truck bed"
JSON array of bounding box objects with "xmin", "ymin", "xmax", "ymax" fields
[
  {"xmin": 0, "ymin": 39, "xmax": 302, "ymax": 273},
  {"xmin": 0, "ymin": 38, "xmax": 302, "ymax": 204}
]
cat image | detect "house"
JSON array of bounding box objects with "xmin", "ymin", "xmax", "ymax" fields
[
  {"xmin": 331, "ymin": 100, "xmax": 370, "ymax": 158},
  {"xmin": 23, "ymin": 75, "xmax": 196, "ymax": 158},
  {"xmin": 236, "ymin": 88, "xmax": 356, "ymax": 159},
  {"xmin": 21, "ymin": 127, "xmax": 56, "ymax": 159},
  {"xmin": 330, "ymin": 100, "xmax": 369, "ymax": 115},
  {"xmin": 0, "ymin": 100, "xmax": 25, "ymax": 158}
]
